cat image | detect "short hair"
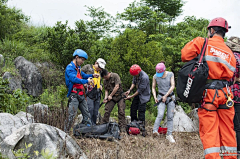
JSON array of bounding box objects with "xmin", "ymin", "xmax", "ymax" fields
[
  {"xmin": 101, "ymin": 69, "xmax": 108, "ymax": 77},
  {"xmin": 160, "ymin": 60, "xmax": 165, "ymax": 64},
  {"xmin": 73, "ymin": 55, "xmax": 77, "ymax": 60},
  {"xmin": 209, "ymin": 26, "xmax": 226, "ymax": 38}
]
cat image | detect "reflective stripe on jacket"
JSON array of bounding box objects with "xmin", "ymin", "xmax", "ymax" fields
[{"xmin": 181, "ymin": 36, "xmax": 236, "ymax": 80}]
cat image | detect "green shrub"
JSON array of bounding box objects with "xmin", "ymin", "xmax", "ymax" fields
[
  {"xmin": 0, "ymin": 75, "xmax": 33, "ymax": 114},
  {"xmin": 13, "ymin": 142, "xmax": 57, "ymax": 159},
  {"xmin": 39, "ymin": 85, "xmax": 68, "ymax": 108}
]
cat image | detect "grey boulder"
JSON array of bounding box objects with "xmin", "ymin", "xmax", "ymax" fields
[
  {"xmin": 0, "ymin": 113, "xmax": 25, "ymax": 142},
  {"xmin": 0, "ymin": 123, "xmax": 87, "ymax": 159},
  {"xmin": 14, "ymin": 56, "xmax": 42, "ymax": 97},
  {"xmin": 163, "ymin": 105, "xmax": 198, "ymax": 132},
  {"xmin": 0, "ymin": 54, "xmax": 5, "ymax": 68},
  {"xmin": 3, "ymin": 72, "xmax": 22, "ymax": 91}
]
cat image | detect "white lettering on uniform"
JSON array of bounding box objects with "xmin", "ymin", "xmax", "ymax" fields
[
  {"xmin": 210, "ymin": 47, "xmax": 229, "ymax": 60},
  {"xmin": 183, "ymin": 77, "xmax": 193, "ymax": 98}
]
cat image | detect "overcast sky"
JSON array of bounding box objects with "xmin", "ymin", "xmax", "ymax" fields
[{"xmin": 7, "ymin": 0, "xmax": 240, "ymax": 38}]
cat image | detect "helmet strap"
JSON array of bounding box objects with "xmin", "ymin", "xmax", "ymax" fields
[
  {"xmin": 210, "ymin": 32, "xmax": 215, "ymax": 38},
  {"xmin": 75, "ymin": 56, "xmax": 80, "ymax": 67},
  {"xmin": 209, "ymin": 28, "xmax": 217, "ymax": 38}
]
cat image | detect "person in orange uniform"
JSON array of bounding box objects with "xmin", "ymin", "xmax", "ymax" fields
[{"xmin": 181, "ymin": 17, "xmax": 237, "ymax": 159}]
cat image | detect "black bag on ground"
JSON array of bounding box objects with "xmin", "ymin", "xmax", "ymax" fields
[
  {"xmin": 73, "ymin": 122, "xmax": 121, "ymax": 141},
  {"xmin": 177, "ymin": 38, "xmax": 209, "ymax": 103}
]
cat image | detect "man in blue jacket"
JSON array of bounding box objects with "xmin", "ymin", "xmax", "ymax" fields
[{"xmin": 65, "ymin": 49, "xmax": 99, "ymax": 132}]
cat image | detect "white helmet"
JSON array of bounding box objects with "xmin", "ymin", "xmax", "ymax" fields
[{"xmin": 96, "ymin": 58, "xmax": 106, "ymax": 69}]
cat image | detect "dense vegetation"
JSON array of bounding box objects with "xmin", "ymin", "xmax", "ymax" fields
[{"xmin": 0, "ymin": 0, "xmax": 210, "ymax": 122}]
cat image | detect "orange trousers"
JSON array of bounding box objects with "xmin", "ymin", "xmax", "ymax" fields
[{"xmin": 198, "ymin": 88, "xmax": 237, "ymax": 159}]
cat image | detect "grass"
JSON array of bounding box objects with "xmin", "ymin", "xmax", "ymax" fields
[
  {"xmin": 99, "ymin": 101, "xmax": 157, "ymax": 124},
  {"xmin": 75, "ymin": 129, "xmax": 204, "ymax": 159}
]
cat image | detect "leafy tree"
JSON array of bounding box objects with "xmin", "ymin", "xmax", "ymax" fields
[
  {"xmin": 107, "ymin": 28, "xmax": 164, "ymax": 90},
  {"xmin": 117, "ymin": 1, "xmax": 157, "ymax": 35},
  {"xmin": 88, "ymin": 37, "xmax": 113, "ymax": 65},
  {"xmin": 74, "ymin": 19, "xmax": 96, "ymax": 60},
  {"xmin": 118, "ymin": 0, "xmax": 184, "ymax": 35},
  {"xmin": 143, "ymin": 0, "xmax": 184, "ymax": 22},
  {"xmin": 45, "ymin": 20, "xmax": 96, "ymax": 69},
  {"xmin": 149, "ymin": 16, "xmax": 209, "ymax": 78},
  {"xmin": 45, "ymin": 21, "xmax": 70, "ymax": 68},
  {"xmin": 0, "ymin": 0, "xmax": 28, "ymax": 40},
  {"xmin": 85, "ymin": 6, "xmax": 116, "ymax": 39}
]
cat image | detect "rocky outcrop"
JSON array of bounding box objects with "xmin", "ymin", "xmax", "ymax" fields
[
  {"xmin": 0, "ymin": 123, "xmax": 87, "ymax": 159},
  {"xmin": 0, "ymin": 54, "xmax": 5, "ymax": 68},
  {"xmin": 0, "ymin": 113, "xmax": 25, "ymax": 143},
  {"xmin": 14, "ymin": 56, "xmax": 42, "ymax": 97},
  {"xmin": 163, "ymin": 105, "xmax": 198, "ymax": 132},
  {"xmin": 188, "ymin": 108, "xmax": 199, "ymax": 131},
  {"xmin": 26, "ymin": 103, "xmax": 48, "ymax": 117},
  {"xmin": 3, "ymin": 72, "xmax": 22, "ymax": 91},
  {"xmin": 0, "ymin": 112, "xmax": 33, "ymax": 143}
]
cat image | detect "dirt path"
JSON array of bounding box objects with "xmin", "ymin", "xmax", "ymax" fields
[{"xmin": 75, "ymin": 127, "xmax": 204, "ymax": 159}]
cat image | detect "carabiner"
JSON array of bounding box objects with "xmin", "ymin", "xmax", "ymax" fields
[{"xmin": 226, "ymin": 93, "xmax": 234, "ymax": 108}]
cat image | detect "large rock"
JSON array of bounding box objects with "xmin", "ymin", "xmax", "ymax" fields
[
  {"xmin": 0, "ymin": 54, "xmax": 5, "ymax": 68},
  {"xmin": 0, "ymin": 112, "xmax": 34, "ymax": 143},
  {"xmin": 15, "ymin": 111, "xmax": 34, "ymax": 125},
  {"xmin": 163, "ymin": 105, "xmax": 198, "ymax": 132},
  {"xmin": 188, "ymin": 108, "xmax": 199, "ymax": 131},
  {"xmin": 26, "ymin": 103, "xmax": 48, "ymax": 117},
  {"xmin": 0, "ymin": 123, "xmax": 87, "ymax": 159},
  {"xmin": 35, "ymin": 61, "xmax": 52, "ymax": 69},
  {"xmin": 14, "ymin": 56, "xmax": 42, "ymax": 97},
  {"xmin": 3, "ymin": 72, "xmax": 22, "ymax": 91},
  {"xmin": 0, "ymin": 113, "xmax": 25, "ymax": 142}
]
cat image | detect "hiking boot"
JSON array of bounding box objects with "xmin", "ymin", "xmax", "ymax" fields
[
  {"xmin": 152, "ymin": 132, "xmax": 159, "ymax": 138},
  {"xmin": 166, "ymin": 135, "xmax": 176, "ymax": 143}
]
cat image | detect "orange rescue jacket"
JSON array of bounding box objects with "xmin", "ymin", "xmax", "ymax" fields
[{"xmin": 181, "ymin": 36, "xmax": 236, "ymax": 80}]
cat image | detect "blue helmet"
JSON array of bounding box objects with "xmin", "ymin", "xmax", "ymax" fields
[{"xmin": 73, "ymin": 49, "xmax": 88, "ymax": 60}]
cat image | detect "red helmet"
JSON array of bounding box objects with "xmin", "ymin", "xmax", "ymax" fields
[
  {"xmin": 129, "ymin": 64, "xmax": 141, "ymax": 76},
  {"xmin": 207, "ymin": 17, "xmax": 229, "ymax": 32}
]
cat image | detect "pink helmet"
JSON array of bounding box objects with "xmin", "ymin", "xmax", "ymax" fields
[{"xmin": 155, "ymin": 63, "xmax": 166, "ymax": 77}]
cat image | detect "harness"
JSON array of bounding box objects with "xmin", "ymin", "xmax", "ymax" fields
[
  {"xmin": 67, "ymin": 89, "xmax": 85, "ymax": 107},
  {"xmin": 201, "ymin": 80, "xmax": 233, "ymax": 111},
  {"xmin": 154, "ymin": 92, "xmax": 175, "ymax": 106},
  {"xmin": 68, "ymin": 68, "xmax": 87, "ymax": 106},
  {"xmin": 99, "ymin": 92, "xmax": 126, "ymax": 108}
]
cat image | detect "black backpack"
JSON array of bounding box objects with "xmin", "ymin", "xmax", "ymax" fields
[
  {"xmin": 73, "ymin": 122, "xmax": 121, "ymax": 141},
  {"xmin": 86, "ymin": 85, "xmax": 98, "ymax": 100},
  {"xmin": 177, "ymin": 38, "xmax": 209, "ymax": 103}
]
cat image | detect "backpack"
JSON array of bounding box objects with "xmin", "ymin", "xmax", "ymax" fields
[
  {"xmin": 86, "ymin": 85, "xmax": 98, "ymax": 100},
  {"xmin": 126, "ymin": 121, "xmax": 146, "ymax": 137},
  {"xmin": 177, "ymin": 38, "xmax": 209, "ymax": 103},
  {"xmin": 73, "ymin": 122, "xmax": 121, "ymax": 141}
]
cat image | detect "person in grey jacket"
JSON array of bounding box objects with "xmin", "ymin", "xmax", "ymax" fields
[
  {"xmin": 81, "ymin": 58, "xmax": 106, "ymax": 125},
  {"xmin": 125, "ymin": 64, "xmax": 151, "ymax": 126}
]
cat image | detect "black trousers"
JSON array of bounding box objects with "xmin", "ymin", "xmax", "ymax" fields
[
  {"xmin": 130, "ymin": 95, "xmax": 146, "ymax": 122},
  {"xmin": 234, "ymin": 103, "xmax": 240, "ymax": 153}
]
